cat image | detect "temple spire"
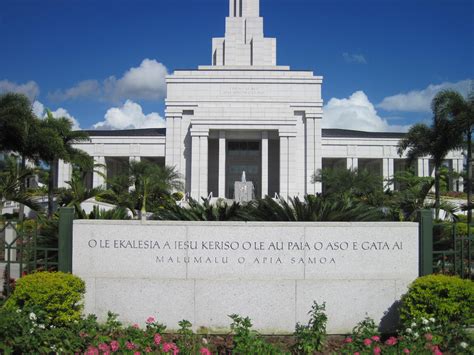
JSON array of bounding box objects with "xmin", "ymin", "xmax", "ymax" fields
[
  {"xmin": 229, "ymin": 0, "xmax": 260, "ymax": 18},
  {"xmin": 213, "ymin": 0, "xmax": 276, "ymax": 66}
]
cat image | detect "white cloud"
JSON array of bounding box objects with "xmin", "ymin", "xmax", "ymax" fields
[
  {"xmin": 378, "ymin": 79, "xmax": 471, "ymax": 112},
  {"xmin": 104, "ymin": 59, "xmax": 168, "ymax": 101},
  {"xmin": 48, "ymin": 59, "xmax": 169, "ymax": 103},
  {"xmin": 48, "ymin": 80, "xmax": 100, "ymax": 101},
  {"xmin": 322, "ymin": 91, "xmax": 409, "ymax": 132},
  {"xmin": 93, "ymin": 100, "xmax": 165, "ymax": 130},
  {"xmin": 342, "ymin": 52, "xmax": 367, "ymax": 64},
  {"xmin": 0, "ymin": 80, "xmax": 40, "ymax": 101},
  {"xmin": 33, "ymin": 100, "xmax": 81, "ymax": 130},
  {"xmin": 32, "ymin": 100, "xmax": 45, "ymax": 118}
]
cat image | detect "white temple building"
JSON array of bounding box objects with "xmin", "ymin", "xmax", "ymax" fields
[{"xmin": 63, "ymin": 0, "xmax": 464, "ymax": 199}]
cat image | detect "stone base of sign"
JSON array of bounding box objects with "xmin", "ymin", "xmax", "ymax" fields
[{"xmin": 73, "ymin": 220, "xmax": 419, "ymax": 334}]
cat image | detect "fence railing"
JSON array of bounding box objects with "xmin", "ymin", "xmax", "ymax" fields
[
  {"xmin": 1, "ymin": 208, "xmax": 74, "ymax": 298},
  {"xmin": 433, "ymin": 221, "xmax": 473, "ymax": 279}
]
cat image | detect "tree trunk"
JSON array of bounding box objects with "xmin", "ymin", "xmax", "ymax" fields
[
  {"xmin": 435, "ymin": 165, "xmax": 441, "ymax": 220},
  {"xmin": 18, "ymin": 156, "xmax": 26, "ymax": 222},
  {"xmin": 48, "ymin": 159, "xmax": 56, "ymax": 218},
  {"xmin": 467, "ymin": 130, "xmax": 472, "ymax": 224}
]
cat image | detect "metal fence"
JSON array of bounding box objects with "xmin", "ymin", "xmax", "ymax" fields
[
  {"xmin": 0, "ymin": 221, "xmax": 58, "ymax": 296},
  {"xmin": 433, "ymin": 222, "xmax": 474, "ymax": 279},
  {"xmin": 0, "ymin": 208, "xmax": 74, "ymax": 298}
]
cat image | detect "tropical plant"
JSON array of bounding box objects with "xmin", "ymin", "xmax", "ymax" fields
[
  {"xmin": 153, "ymin": 197, "xmax": 246, "ymax": 221},
  {"xmin": 32, "ymin": 110, "xmax": 90, "ymax": 217},
  {"xmin": 99, "ymin": 161, "xmax": 183, "ymax": 218},
  {"xmin": 246, "ymin": 195, "xmax": 386, "ymax": 222},
  {"xmin": 57, "ymin": 173, "xmax": 103, "ymax": 219},
  {"xmin": 398, "ymin": 97, "xmax": 463, "ymax": 218},
  {"xmin": 128, "ymin": 161, "xmax": 183, "ymax": 217},
  {"xmin": 0, "ymin": 93, "xmax": 38, "ymax": 220},
  {"xmin": 0, "ymin": 155, "xmax": 41, "ymax": 213},
  {"xmin": 432, "ymin": 89, "xmax": 474, "ymax": 223},
  {"xmin": 314, "ymin": 168, "xmax": 387, "ymax": 206},
  {"xmin": 86, "ymin": 205, "xmax": 131, "ymax": 220},
  {"xmin": 96, "ymin": 174, "xmax": 137, "ymax": 216}
]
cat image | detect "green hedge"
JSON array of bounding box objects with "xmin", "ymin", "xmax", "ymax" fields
[
  {"xmin": 400, "ymin": 275, "xmax": 474, "ymax": 327},
  {"xmin": 3, "ymin": 271, "xmax": 85, "ymax": 326}
]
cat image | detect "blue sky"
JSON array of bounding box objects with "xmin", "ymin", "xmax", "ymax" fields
[{"xmin": 0, "ymin": 0, "xmax": 472, "ymax": 131}]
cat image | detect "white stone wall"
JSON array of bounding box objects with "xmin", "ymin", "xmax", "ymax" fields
[
  {"xmin": 322, "ymin": 136, "xmax": 464, "ymax": 191},
  {"xmin": 73, "ymin": 220, "xmax": 419, "ymax": 334},
  {"xmin": 166, "ymin": 67, "xmax": 324, "ymax": 199}
]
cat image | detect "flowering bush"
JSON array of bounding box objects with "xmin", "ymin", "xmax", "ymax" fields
[
  {"xmin": 3, "ymin": 271, "xmax": 85, "ymax": 326},
  {"xmin": 340, "ymin": 316, "xmax": 473, "ymax": 354},
  {"xmin": 400, "ymin": 275, "xmax": 474, "ymax": 327},
  {"xmin": 293, "ymin": 301, "xmax": 328, "ymax": 354},
  {"xmin": 0, "ymin": 309, "xmax": 215, "ymax": 354},
  {"xmin": 229, "ymin": 314, "xmax": 284, "ymax": 354}
]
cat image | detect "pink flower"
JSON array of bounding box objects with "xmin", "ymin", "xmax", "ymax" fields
[
  {"xmin": 371, "ymin": 335, "xmax": 380, "ymax": 342},
  {"xmin": 126, "ymin": 341, "xmax": 135, "ymax": 350},
  {"xmin": 200, "ymin": 348, "xmax": 211, "ymax": 355},
  {"xmin": 163, "ymin": 342, "xmax": 173, "ymax": 352},
  {"xmin": 146, "ymin": 316, "xmax": 155, "ymax": 324},
  {"xmin": 145, "ymin": 347, "xmax": 153, "ymax": 353},
  {"xmin": 344, "ymin": 337, "xmax": 353, "ymax": 343},
  {"xmin": 354, "ymin": 353, "xmax": 360, "ymax": 355},
  {"xmin": 110, "ymin": 340, "xmax": 119, "ymax": 352},
  {"xmin": 85, "ymin": 347, "xmax": 99, "ymax": 355},
  {"xmin": 132, "ymin": 323, "xmax": 140, "ymax": 329},
  {"xmin": 425, "ymin": 333, "xmax": 433, "ymax": 341},
  {"xmin": 373, "ymin": 347, "xmax": 381, "ymax": 355},
  {"xmin": 385, "ymin": 336, "xmax": 398, "ymax": 346},
  {"xmin": 432, "ymin": 346, "xmax": 443, "ymax": 355},
  {"xmin": 134, "ymin": 352, "xmax": 141, "ymax": 355},
  {"xmin": 154, "ymin": 333, "xmax": 162, "ymax": 345},
  {"xmin": 98, "ymin": 343, "xmax": 110, "ymax": 352},
  {"xmin": 163, "ymin": 342, "xmax": 179, "ymax": 354},
  {"xmin": 403, "ymin": 349, "xmax": 410, "ymax": 354},
  {"xmin": 363, "ymin": 338, "xmax": 372, "ymax": 346}
]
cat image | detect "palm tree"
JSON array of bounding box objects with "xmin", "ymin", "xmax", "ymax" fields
[
  {"xmin": 32, "ymin": 110, "xmax": 90, "ymax": 217},
  {"xmin": 431, "ymin": 89, "xmax": 474, "ymax": 223},
  {"xmin": 0, "ymin": 155, "xmax": 41, "ymax": 213},
  {"xmin": 129, "ymin": 161, "xmax": 183, "ymax": 218},
  {"xmin": 398, "ymin": 96, "xmax": 463, "ymax": 218},
  {"xmin": 0, "ymin": 93, "xmax": 38, "ymax": 220},
  {"xmin": 57, "ymin": 173, "xmax": 104, "ymax": 219}
]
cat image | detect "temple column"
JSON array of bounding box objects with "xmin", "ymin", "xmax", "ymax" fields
[
  {"xmin": 347, "ymin": 158, "xmax": 358, "ymax": 171},
  {"xmin": 218, "ymin": 131, "xmax": 226, "ymax": 198},
  {"xmin": 417, "ymin": 158, "xmax": 430, "ymax": 177},
  {"xmin": 93, "ymin": 156, "xmax": 106, "ymax": 188},
  {"xmin": 454, "ymin": 158, "xmax": 464, "ymax": 192},
  {"xmin": 383, "ymin": 158, "xmax": 395, "ymax": 190},
  {"xmin": 279, "ymin": 130, "xmax": 297, "ymax": 198},
  {"xmin": 190, "ymin": 128, "xmax": 209, "ymax": 200},
  {"xmin": 279, "ymin": 135, "xmax": 289, "ymax": 198},
  {"xmin": 305, "ymin": 114, "xmax": 322, "ymax": 195},
  {"xmin": 261, "ymin": 131, "xmax": 268, "ymax": 197},
  {"xmin": 57, "ymin": 160, "xmax": 72, "ymax": 188},
  {"xmin": 129, "ymin": 156, "xmax": 141, "ymax": 191}
]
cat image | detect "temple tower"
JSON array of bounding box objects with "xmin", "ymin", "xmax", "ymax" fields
[{"xmin": 212, "ymin": 0, "xmax": 276, "ymax": 66}]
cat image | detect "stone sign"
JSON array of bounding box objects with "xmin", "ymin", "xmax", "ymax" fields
[{"xmin": 73, "ymin": 220, "xmax": 419, "ymax": 334}]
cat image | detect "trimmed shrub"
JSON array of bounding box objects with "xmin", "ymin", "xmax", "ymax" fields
[
  {"xmin": 400, "ymin": 275, "xmax": 474, "ymax": 327},
  {"xmin": 3, "ymin": 271, "xmax": 85, "ymax": 326}
]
